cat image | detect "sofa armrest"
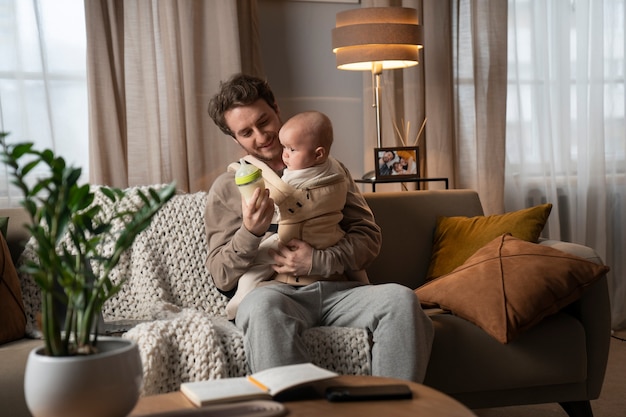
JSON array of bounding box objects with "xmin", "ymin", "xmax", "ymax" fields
[
  {"xmin": 0, "ymin": 207, "xmax": 32, "ymax": 265},
  {"xmin": 538, "ymin": 239, "xmax": 605, "ymax": 264},
  {"xmin": 539, "ymin": 239, "xmax": 611, "ymax": 399}
]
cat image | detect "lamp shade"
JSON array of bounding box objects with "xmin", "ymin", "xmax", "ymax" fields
[{"xmin": 332, "ymin": 7, "xmax": 423, "ymax": 71}]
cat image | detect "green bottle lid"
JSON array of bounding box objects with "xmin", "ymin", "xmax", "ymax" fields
[{"xmin": 235, "ymin": 159, "xmax": 262, "ymax": 185}]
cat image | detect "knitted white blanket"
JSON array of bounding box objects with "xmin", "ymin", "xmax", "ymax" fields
[{"xmin": 18, "ymin": 186, "xmax": 371, "ymax": 395}]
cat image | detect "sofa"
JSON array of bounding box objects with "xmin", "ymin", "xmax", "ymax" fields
[{"xmin": 0, "ymin": 188, "xmax": 610, "ymax": 417}]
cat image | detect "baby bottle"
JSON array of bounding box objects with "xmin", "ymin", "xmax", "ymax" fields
[{"xmin": 235, "ymin": 159, "xmax": 265, "ymax": 207}]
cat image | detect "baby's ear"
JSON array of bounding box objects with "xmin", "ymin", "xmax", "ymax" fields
[{"xmin": 315, "ymin": 146, "xmax": 326, "ymax": 161}]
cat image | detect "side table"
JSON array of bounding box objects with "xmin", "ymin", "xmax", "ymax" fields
[
  {"xmin": 355, "ymin": 177, "xmax": 449, "ymax": 192},
  {"xmin": 129, "ymin": 375, "xmax": 476, "ymax": 417}
]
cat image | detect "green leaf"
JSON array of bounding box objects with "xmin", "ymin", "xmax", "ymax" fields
[
  {"xmin": 23, "ymin": 200, "xmax": 38, "ymax": 218},
  {"xmin": 68, "ymin": 184, "xmax": 91, "ymax": 211},
  {"xmin": 40, "ymin": 149, "xmax": 56, "ymax": 164},
  {"xmin": 20, "ymin": 159, "xmax": 41, "ymax": 177},
  {"xmin": 65, "ymin": 166, "xmax": 82, "ymax": 186},
  {"xmin": 12, "ymin": 143, "xmax": 35, "ymax": 159},
  {"xmin": 100, "ymin": 187, "xmax": 116, "ymax": 202},
  {"xmin": 31, "ymin": 178, "xmax": 52, "ymax": 196}
]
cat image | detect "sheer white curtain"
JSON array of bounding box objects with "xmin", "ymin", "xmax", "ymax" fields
[
  {"xmin": 0, "ymin": 0, "xmax": 88, "ymax": 206},
  {"xmin": 506, "ymin": 0, "xmax": 626, "ymax": 330}
]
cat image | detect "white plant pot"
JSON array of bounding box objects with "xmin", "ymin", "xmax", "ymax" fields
[{"xmin": 24, "ymin": 337, "xmax": 143, "ymax": 417}]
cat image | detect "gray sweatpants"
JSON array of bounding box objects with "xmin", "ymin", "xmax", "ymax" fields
[{"xmin": 235, "ymin": 281, "xmax": 434, "ymax": 382}]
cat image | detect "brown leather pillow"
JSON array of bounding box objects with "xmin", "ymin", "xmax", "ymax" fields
[
  {"xmin": 416, "ymin": 234, "xmax": 609, "ymax": 344},
  {"xmin": 0, "ymin": 232, "xmax": 26, "ymax": 344}
]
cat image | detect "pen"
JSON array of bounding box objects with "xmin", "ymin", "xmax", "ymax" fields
[{"xmin": 247, "ymin": 376, "xmax": 270, "ymax": 393}]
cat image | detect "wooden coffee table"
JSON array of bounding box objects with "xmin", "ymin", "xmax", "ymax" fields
[{"xmin": 129, "ymin": 375, "xmax": 476, "ymax": 417}]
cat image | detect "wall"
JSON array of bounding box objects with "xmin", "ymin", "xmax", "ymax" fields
[{"xmin": 258, "ymin": 0, "xmax": 365, "ymax": 177}]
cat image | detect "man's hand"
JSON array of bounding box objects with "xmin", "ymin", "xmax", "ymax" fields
[
  {"xmin": 242, "ymin": 188, "xmax": 274, "ymax": 236},
  {"xmin": 270, "ymin": 239, "xmax": 313, "ymax": 278}
]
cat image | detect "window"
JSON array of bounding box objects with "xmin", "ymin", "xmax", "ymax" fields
[
  {"xmin": 0, "ymin": 0, "xmax": 88, "ymax": 206},
  {"xmin": 506, "ymin": 0, "xmax": 625, "ymax": 174}
]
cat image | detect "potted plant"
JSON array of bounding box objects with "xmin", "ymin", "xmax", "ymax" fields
[{"xmin": 0, "ymin": 132, "xmax": 176, "ymax": 417}]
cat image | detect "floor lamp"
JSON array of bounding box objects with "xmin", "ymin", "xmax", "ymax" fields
[{"xmin": 332, "ymin": 7, "xmax": 423, "ymax": 149}]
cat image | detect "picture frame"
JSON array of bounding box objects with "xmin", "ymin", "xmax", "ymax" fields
[{"xmin": 374, "ymin": 147, "xmax": 420, "ymax": 179}]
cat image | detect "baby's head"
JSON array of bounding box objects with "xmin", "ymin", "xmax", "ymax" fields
[{"xmin": 279, "ymin": 111, "xmax": 333, "ymax": 170}]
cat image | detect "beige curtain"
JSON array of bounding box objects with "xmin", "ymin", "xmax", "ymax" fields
[
  {"xmin": 424, "ymin": 0, "xmax": 508, "ymax": 214},
  {"xmin": 422, "ymin": 1, "xmax": 454, "ymax": 189},
  {"xmin": 362, "ymin": 0, "xmax": 507, "ymax": 214},
  {"xmin": 449, "ymin": 0, "xmax": 507, "ymax": 215},
  {"xmin": 84, "ymin": 0, "xmax": 263, "ymax": 192}
]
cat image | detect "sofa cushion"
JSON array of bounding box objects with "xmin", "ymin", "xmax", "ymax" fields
[
  {"xmin": 415, "ymin": 234, "xmax": 609, "ymax": 343},
  {"xmin": 427, "ymin": 203, "xmax": 552, "ymax": 280},
  {"xmin": 0, "ymin": 232, "xmax": 26, "ymax": 344},
  {"xmin": 424, "ymin": 311, "xmax": 588, "ymax": 393}
]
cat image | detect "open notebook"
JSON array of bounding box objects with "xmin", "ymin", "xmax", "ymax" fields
[{"xmin": 180, "ymin": 363, "xmax": 338, "ymax": 407}]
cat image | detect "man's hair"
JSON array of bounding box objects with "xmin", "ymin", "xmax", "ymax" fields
[{"xmin": 208, "ymin": 73, "xmax": 277, "ymax": 137}]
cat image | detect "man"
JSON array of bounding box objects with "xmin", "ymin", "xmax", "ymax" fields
[
  {"xmin": 378, "ymin": 150, "xmax": 398, "ymax": 176},
  {"xmin": 205, "ymin": 73, "xmax": 433, "ymax": 382}
]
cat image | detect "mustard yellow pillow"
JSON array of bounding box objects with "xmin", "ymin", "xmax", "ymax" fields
[
  {"xmin": 416, "ymin": 234, "xmax": 609, "ymax": 344},
  {"xmin": 427, "ymin": 203, "xmax": 552, "ymax": 280}
]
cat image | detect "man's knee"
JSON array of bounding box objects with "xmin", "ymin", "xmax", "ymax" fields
[
  {"xmin": 237, "ymin": 286, "xmax": 290, "ymax": 324},
  {"xmin": 377, "ymin": 283, "xmax": 419, "ymax": 309}
]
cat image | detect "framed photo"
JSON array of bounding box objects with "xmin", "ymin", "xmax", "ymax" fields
[{"xmin": 374, "ymin": 147, "xmax": 420, "ymax": 179}]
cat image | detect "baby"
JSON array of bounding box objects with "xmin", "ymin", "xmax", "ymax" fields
[{"xmin": 225, "ymin": 111, "xmax": 351, "ymax": 320}]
